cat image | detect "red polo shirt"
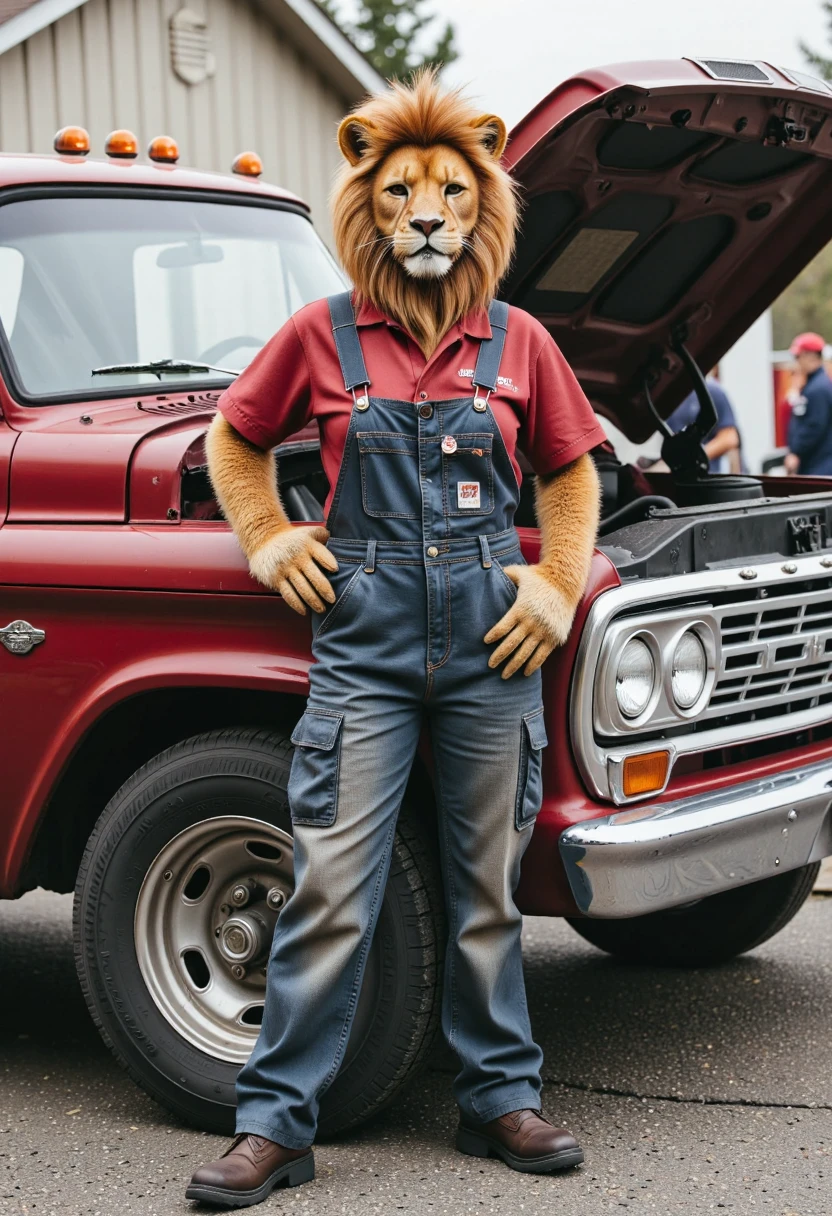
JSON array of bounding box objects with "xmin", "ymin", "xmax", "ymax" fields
[{"xmin": 218, "ymin": 295, "xmax": 605, "ymax": 518}]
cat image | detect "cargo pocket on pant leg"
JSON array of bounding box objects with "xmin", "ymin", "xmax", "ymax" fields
[
  {"xmin": 514, "ymin": 708, "xmax": 547, "ymax": 831},
  {"xmin": 288, "ymin": 708, "xmax": 344, "ymax": 827}
]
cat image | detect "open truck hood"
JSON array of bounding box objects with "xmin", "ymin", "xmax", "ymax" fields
[{"xmin": 503, "ymin": 58, "xmax": 832, "ymax": 440}]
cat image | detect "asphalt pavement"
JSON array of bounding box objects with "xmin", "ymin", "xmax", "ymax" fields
[{"xmin": 2, "ymin": 887, "xmax": 830, "ymax": 1215}]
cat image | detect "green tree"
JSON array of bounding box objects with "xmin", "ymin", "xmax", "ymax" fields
[
  {"xmin": 772, "ymin": 2, "xmax": 832, "ymax": 345},
  {"xmin": 772, "ymin": 245, "xmax": 832, "ymax": 349},
  {"xmin": 800, "ymin": 1, "xmax": 832, "ymax": 78},
  {"xmin": 319, "ymin": 0, "xmax": 457, "ymax": 77}
]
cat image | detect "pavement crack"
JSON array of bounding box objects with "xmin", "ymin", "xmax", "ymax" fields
[{"xmin": 545, "ymin": 1077, "xmax": 832, "ymax": 1112}]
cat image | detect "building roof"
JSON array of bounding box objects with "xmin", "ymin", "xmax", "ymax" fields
[{"xmin": 0, "ymin": 0, "xmax": 384, "ymax": 101}]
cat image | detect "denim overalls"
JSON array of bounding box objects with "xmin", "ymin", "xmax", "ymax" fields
[{"xmin": 235, "ymin": 293, "xmax": 548, "ymax": 1147}]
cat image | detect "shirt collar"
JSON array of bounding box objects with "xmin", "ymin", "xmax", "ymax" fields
[{"xmin": 353, "ymin": 295, "xmax": 492, "ymax": 340}]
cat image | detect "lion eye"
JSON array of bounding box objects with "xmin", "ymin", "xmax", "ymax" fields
[
  {"xmin": 445, "ymin": 183, "xmax": 464, "ymax": 195},
  {"xmin": 385, "ymin": 183, "xmax": 408, "ymax": 197}
]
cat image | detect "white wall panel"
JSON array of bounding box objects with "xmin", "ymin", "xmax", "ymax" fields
[
  {"xmin": 53, "ymin": 6, "xmax": 86, "ymax": 127},
  {"xmin": 25, "ymin": 26, "xmax": 58, "ymax": 152},
  {"xmin": 0, "ymin": 43, "xmax": 30, "ymax": 150}
]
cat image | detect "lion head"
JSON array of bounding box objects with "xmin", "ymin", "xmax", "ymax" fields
[{"xmin": 332, "ymin": 70, "xmax": 519, "ymax": 357}]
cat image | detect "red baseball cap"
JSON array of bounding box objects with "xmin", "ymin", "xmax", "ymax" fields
[{"xmin": 790, "ymin": 331, "xmax": 826, "ymax": 355}]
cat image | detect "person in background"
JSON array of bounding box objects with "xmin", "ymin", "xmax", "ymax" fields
[
  {"xmin": 785, "ymin": 332, "xmax": 832, "ymax": 476},
  {"xmin": 666, "ymin": 369, "xmax": 742, "ymax": 473}
]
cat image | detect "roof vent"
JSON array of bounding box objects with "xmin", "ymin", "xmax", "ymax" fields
[{"xmin": 688, "ymin": 58, "xmax": 772, "ymax": 84}]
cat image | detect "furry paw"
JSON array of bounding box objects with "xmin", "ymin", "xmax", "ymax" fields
[
  {"xmin": 249, "ymin": 525, "xmax": 339, "ymax": 615},
  {"xmin": 483, "ymin": 564, "xmax": 576, "ymax": 678}
]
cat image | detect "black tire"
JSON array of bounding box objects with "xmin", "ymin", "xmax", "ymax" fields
[
  {"xmin": 73, "ymin": 727, "xmax": 445, "ymax": 1137},
  {"xmin": 567, "ymin": 862, "xmax": 820, "ymax": 967}
]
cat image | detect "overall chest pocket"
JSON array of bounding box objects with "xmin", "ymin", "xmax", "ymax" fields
[
  {"xmin": 442, "ymin": 433, "xmax": 494, "ymax": 516},
  {"xmin": 357, "ymin": 433, "xmax": 420, "ymax": 519}
]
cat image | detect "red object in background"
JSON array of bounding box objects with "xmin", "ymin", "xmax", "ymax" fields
[{"xmin": 774, "ymin": 366, "xmax": 795, "ymax": 447}]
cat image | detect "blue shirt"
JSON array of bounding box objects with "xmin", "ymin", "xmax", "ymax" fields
[
  {"xmin": 787, "ymin": 366, "xmax": 832, "ymax": 476},
  {"xmin": 666, "ymin": 379, "xmax": 739, "ymax": 473}
]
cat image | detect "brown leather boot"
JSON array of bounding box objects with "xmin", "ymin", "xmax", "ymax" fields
[
  {"xmin": 456, "ymin": 1108, "xmax": 584, "ymax": 1173},
  {"xmin": 185, "ymin": 1133, "xmax": 314, "ymax": 1208}
]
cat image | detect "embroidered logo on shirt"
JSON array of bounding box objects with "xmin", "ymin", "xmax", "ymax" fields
[
  {"xmin": 457, "ymin": 369, "xmax": 518, "ymax": 392},
  {"xmin": 458, "ymin": 481, "xmax": 481, "ymax": 509}
]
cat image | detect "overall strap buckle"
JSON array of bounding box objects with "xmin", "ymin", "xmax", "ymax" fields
[
  {"xmin": 471, "ymin": 299, "xmax": 509, "ymax": 412},
  {"xmin": 352, "ymin": 385, "xmax": 370, "ymax": 411},
  {"xmin": 328, "ymin": 291, "xmax": 371, "ymax": 398}
]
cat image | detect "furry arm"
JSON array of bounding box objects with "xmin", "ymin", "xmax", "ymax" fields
[
  {"xmin": 484, "ymin": 453, "xmax": 601, "ymax": 678},
  {"xmin": 205, "ymin": 413, "xmax": 338, "ymax": 615}
]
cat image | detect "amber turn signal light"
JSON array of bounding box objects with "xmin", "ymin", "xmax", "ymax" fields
[
  {"xmin": 105, "ymin": 129, "xmax": 139, "ymax": 158},
  {"xmin": 232, "ymin": 151, "xmax": 263, "ymax": 177},
  {"xmin": 54, "ymin": 126, "xmax": 90, "ymax": 156},
  {"xmin": 148, "ymin": 135, "xmax": 179, "ymax": 164},
  {"xmin": 621, "ymin": 750, "xmax": 670, "ymax": 798}
]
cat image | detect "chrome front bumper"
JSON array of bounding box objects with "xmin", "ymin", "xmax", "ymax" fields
[{"xmin": 559, "ymin": 759, "xmax": 832, "ymax": 918}]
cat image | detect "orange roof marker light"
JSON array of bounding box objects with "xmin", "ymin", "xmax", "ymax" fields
[
  {"xmin": 54, "ymin": 126, "xmax": 90, "ymax": 156},
  {"xmin": 232, "ymin": 151, "xmax": 263, "ymax": 177},
  {"xmin": 148, "ymin": 135, "xmax": 180, "ymax": 164},
  {"xmin": 105, "ymin": 129, "xmax": 139, "ymax": 159}
]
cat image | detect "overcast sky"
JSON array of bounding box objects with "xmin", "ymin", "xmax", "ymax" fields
[{"xmin": 423, "ymin": 0, "xmax": 832, "ymax": 127}]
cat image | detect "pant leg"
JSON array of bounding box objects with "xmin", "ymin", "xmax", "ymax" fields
[
  {"xmin": 427, "ymin": 551, "xmax": 546, "ymax": 1124},
  {"xmin": 235, "ymin": 685, "xmax": 421, "ymax": 1147}
]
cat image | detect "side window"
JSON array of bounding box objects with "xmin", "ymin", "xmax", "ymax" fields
[
  {"xmin": 0, "ymin": 247, "xmax": 24, "ymax": 339},
  {"xmin": 132, "ymin": 239, "xmax": 290, "ymax": 370}
]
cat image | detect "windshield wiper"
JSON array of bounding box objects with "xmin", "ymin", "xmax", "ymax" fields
[{"xmin": 92, "ymin": 358, "xmax": 238, "ymax": 379}]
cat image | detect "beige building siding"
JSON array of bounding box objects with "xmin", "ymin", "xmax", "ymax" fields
[{"xmin": 0, "ymin": 0, "xmax": 353, "ymax": 244}]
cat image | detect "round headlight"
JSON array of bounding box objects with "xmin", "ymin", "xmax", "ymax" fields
[
  {"xmin": 615, "ymin": 636, "xmax": 655, "ymax": 719},
  {"xmin": 671, "ymin": 630, "xmax": 707, "ymax": 709}
]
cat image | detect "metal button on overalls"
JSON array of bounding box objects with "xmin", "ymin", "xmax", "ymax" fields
[{"xmin": 235, "ymin": 292, "xmax": 547, "ymax": 1149}]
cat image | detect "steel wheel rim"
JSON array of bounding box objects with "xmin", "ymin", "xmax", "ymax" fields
[{"xmin": 134, "ymin": 815, "xmax": 295, "ymax": 1063}]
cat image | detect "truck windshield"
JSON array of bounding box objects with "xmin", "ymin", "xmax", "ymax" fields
[{"xmin": 0, "ymin": 194, "xmax": 345, "ymax": 400}]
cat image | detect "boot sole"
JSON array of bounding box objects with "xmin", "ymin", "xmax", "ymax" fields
[
  {"xmin": 456, "ymin": 1126, "xmax": 584, "ymax": 1174},
  {"xmin": 185, "ymin": 1151, "xmax": 315, "ymax": 1208}
]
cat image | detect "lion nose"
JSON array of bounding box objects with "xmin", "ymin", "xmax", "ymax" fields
[{"xmin": 409, "ymin": 216, "xmax": 445, "ymax": 237}]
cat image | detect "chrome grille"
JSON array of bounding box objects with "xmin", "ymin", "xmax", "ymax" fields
[
  {"xmin": 708, "ymin": 579, "xmax": 832, "ymax": 722},
  {"xmin": 572, "ymin": 555, "xmax": 832, "ymax": 804}
]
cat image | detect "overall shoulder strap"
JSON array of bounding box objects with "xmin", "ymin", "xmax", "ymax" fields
[
  {"xmin": 472, "ymin": 299, "xmax": 509, "ymax": 393},
  {"xmin": 327, "ymin": 292, "xmax": 370, "ymax": 393}
]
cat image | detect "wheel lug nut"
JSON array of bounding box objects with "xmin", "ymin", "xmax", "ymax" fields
[
  {"xmin": 231, "ymin": 964, "xmax": 246, "ymax": 980},
  {"xmin": 231, "ymin": 884, "xmax": 250, "ymax": 906},
  {"xmin": 266, "ymin": 887, "xmax": 285, "ymax": 911}
]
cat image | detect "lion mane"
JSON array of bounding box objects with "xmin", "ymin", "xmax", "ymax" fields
[{"xmin": 331, "ymin": 69, "xmax": 519, "ymax": 356}]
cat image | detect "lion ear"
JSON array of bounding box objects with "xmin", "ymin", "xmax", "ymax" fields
[
  {"xmin": 337, "ymin": 116, "xmax": 376, "ymax": 166},
  {"xmin": 470, "ymin": 114, "xmax": 507, "ymax": 160}
]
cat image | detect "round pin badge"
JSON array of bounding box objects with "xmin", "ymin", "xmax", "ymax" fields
[{"xmin": 441, "ymin": 435, "xmax": 458, "ymax": 455}]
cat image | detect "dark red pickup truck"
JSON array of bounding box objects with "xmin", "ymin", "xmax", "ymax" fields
[{"xmin": 4, "ymin": 57, "xmax": 832, "ymax": 1137}]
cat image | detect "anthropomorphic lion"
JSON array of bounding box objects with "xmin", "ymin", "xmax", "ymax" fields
[{"xmin": 188, "ymin": 70, "xmax": 602, "ymax": 1208}]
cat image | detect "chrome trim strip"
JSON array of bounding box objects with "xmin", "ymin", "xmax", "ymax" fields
[
  {"xmin": 559, "ymin": 756, "xmax": 832, "ymax": 918},
  {"xmin": 571, "ymin": 553, "xmax": 832, "ymax": 802}
]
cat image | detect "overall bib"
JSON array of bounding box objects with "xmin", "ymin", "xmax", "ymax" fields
[{"xmin": 235, "ymin": 293, "xmax": 548, "ymax": 1148}]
